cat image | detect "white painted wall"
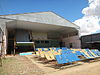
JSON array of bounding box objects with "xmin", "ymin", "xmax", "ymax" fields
[
  {"xmin": 32, "ymin": 32, "xmax": 47, "ymax": 40},
  {"xmin": 0, "ymin": 19, "xmax": 9, "ymax": 55},
  {"xmin": 16, "ymin": 29, "xmax": 30, "ymax": 42},
  {"xmin": 62, "ymin": 35, "xmax": 81, "ymax": 48}
]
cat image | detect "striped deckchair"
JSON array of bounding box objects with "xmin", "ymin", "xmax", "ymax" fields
[
  {"xmin": 55, "ymin": 55, "xmax": 68, "ymax": 64},
  {"xmin": 39, "ymin": 51, "xmax": 45, "ymax": 58},
  {"xmin": 42, "ymin": 48, "xmax": 49, "ymax": 51},
  {"xmin": 44, "ymin": 51, "xmax": 53, "ymax": 60},
  {"xmin": 61, "ymin": 47, "xmax": 68, "ymax": 50},
  {"xmin": 53, "ymin": 51, "xmax": 60, "ymax": 55},
  {"xmin": 91, "ymin": 49, "xmax": 100, "ymax": 56},
  {"xmin": 81, "ymin": 49, "xmax": 93, "ymax": 58},
  {"xmin": 89, "ymin": 50, "xmax": 98, "ymax": 57},
  {"xmin": 48, "ymin": 51, "xmax": 55, "ymax": 60},
  {"xmin": 38, "ymin": 48, "xmax": 42, "ymax": 51},
  {"xmin": 75, "ymin": 51, "xmax": 82, "ymax": 56},
  {"xmin": 85, "ymin": 49, "xmax": 95, "ymax": 57},
  {"xmin": 55, "ymin": 53, "xmax": 81, "ymax": 64},
  {"xmin": 80, "ymin": 52, "xmax": 90, "ymax": 59},
  {"xmin": 36, "ymin": 51, "xmax": 40, "ymax": 56}
]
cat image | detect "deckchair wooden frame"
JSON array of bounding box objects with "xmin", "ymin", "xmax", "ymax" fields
[{"xmin": 35, "ymin": 48, "xmax": 100, "ymax": 65}]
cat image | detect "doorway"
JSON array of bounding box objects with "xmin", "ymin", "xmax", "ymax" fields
[{"xmin": 7, "ymin": 30, "xmax": 15, "ymax": 54}]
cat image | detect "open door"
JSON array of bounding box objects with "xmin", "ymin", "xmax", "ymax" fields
[{"xmin": 7, "ymin": 30, "xmax": 15, "ymax": 54}]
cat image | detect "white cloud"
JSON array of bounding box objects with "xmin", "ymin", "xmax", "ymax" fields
[{"xmin": 74, "ymin": 0, "xmax": 100, "ymax": 36}]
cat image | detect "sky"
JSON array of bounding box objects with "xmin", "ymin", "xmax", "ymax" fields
[
  {"xmin": 0, "ymin": 0, "xmax": 100, "ymax": 36},
  {"xmin": 0, "ymin": 0, "xmax": 88, "ymax": 22},
  {"xmin": 74, "ymin": 0, "xmax": 100, "ymax": 36}
]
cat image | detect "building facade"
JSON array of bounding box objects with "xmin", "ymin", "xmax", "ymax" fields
[
  {"xmin": 81, "ymin": 33, "xmax": 100, "ymax": 50},
  {"xmin": 0, "ymin": 12, "xmax": 81, "ymax": 55}
]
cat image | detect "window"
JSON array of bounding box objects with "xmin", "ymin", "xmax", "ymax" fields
[
  {"xmin": 41, "ymin": 41, "xmax": 44, "ymax": 43},
  {"xmin": 45, "ymin": 41, "xmax": 49, "ymax": 43},
  {"xmin": 75, "ymin": 33, "xmax": 78, "ymax": 35},
  {"xmin": 69, "ymin": 43, "xmax": 73, "ymax": 48},
  {"xmin": 35, "ymin": 40, "xmax": 40, "ymax": 44}
]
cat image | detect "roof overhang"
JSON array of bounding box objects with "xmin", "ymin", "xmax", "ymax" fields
[
  {"xmin": 6, "ymin": 20, "xmax": 78, "ymax": 35},
  {"xmin": 86, "ymin": 41, "xmax": 100, "ymax": 44},
  {"xmin": 0, "ymin": 12, "xmax": 79, "ymax": 35}
]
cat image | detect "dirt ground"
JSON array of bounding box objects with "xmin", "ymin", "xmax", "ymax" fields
[
  {"xmin": 0, "ymin": 55, "xmax": 100, "ymax": 75},
  {"xmin": 0, "ymin": 56, "xmax": 44, "ymax": 75}
]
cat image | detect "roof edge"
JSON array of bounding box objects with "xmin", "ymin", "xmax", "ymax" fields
[
  {"xmin": 0, "ymin": 11, "xmax": 53, "ymax": 16},
  {"xmin": 50, "ymin": 11, "xmax": 80, "ymax": 29},
  {"xmin": 0, "ymin": 11, "xmax": 80, "ymax": 29}
]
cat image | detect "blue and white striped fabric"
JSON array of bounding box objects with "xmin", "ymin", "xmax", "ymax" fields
[
  {"xmin": 55, "ymin": 53, "xmax": 81, "ymax": 64},
  {"xmin": 20, "ymin": 52, "xmax": 33, "ymax": 55}
]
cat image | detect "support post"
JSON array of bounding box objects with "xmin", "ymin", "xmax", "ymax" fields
[{"xmin": 14, "ymin": 36, "xmax": 16, "ymax": 56}]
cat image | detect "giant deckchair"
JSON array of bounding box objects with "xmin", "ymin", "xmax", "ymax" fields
[
  {"xmin": 89, "ymin": 50, "xmax": 98, "ymax": 57},
  {"xmin": 55, "ymin": 55, "xmax": 68, "ymax": 64},
  {"xmin": 61, "ymin": 47, "xmax": 68, "ymax": 50},
  {"xmin": 81, "ymin": 49, "xmax": 93, "ymax": 58},
  {"xmin": 48, "ymin": 51, "xmax": 55, "ymax": 60},
  {"xmin": 55, "ymin": 53, "xmax": 81, "ymax": 64},
  {"xmin": 44, "ymin": 51, "xmax": 53, "ymax": 60},
  {"xmin": 44, "ymin": 51, "xmax": 56, "ymax": 60},
  {"xmin": 80, "ymin": 51, "xmax": 91, "ymax": 59},
  {"xmin": 36, "ymin": 51, "xmax": 40, "ymax": 56},
  {"xmin": 74, "ymin": 51, "xmax": 82, "ymax": 56},
  {"xmin": 91, "ymin": 49, "xmax": 100, "ymax": 56},
  {"xmin": 39, "ymin": 51, "xmax": 45, "ymax": 58},
  {"xmin": 61, "ymin": 50, "xmax": 72, "ymax": 54},
  {"xmin": 62, "ymin": 53, "xmax": 80, "ymax": 62},
  {"xmin": 85, "ymin": 49, "xmax": 97, "ymax": 58}
]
